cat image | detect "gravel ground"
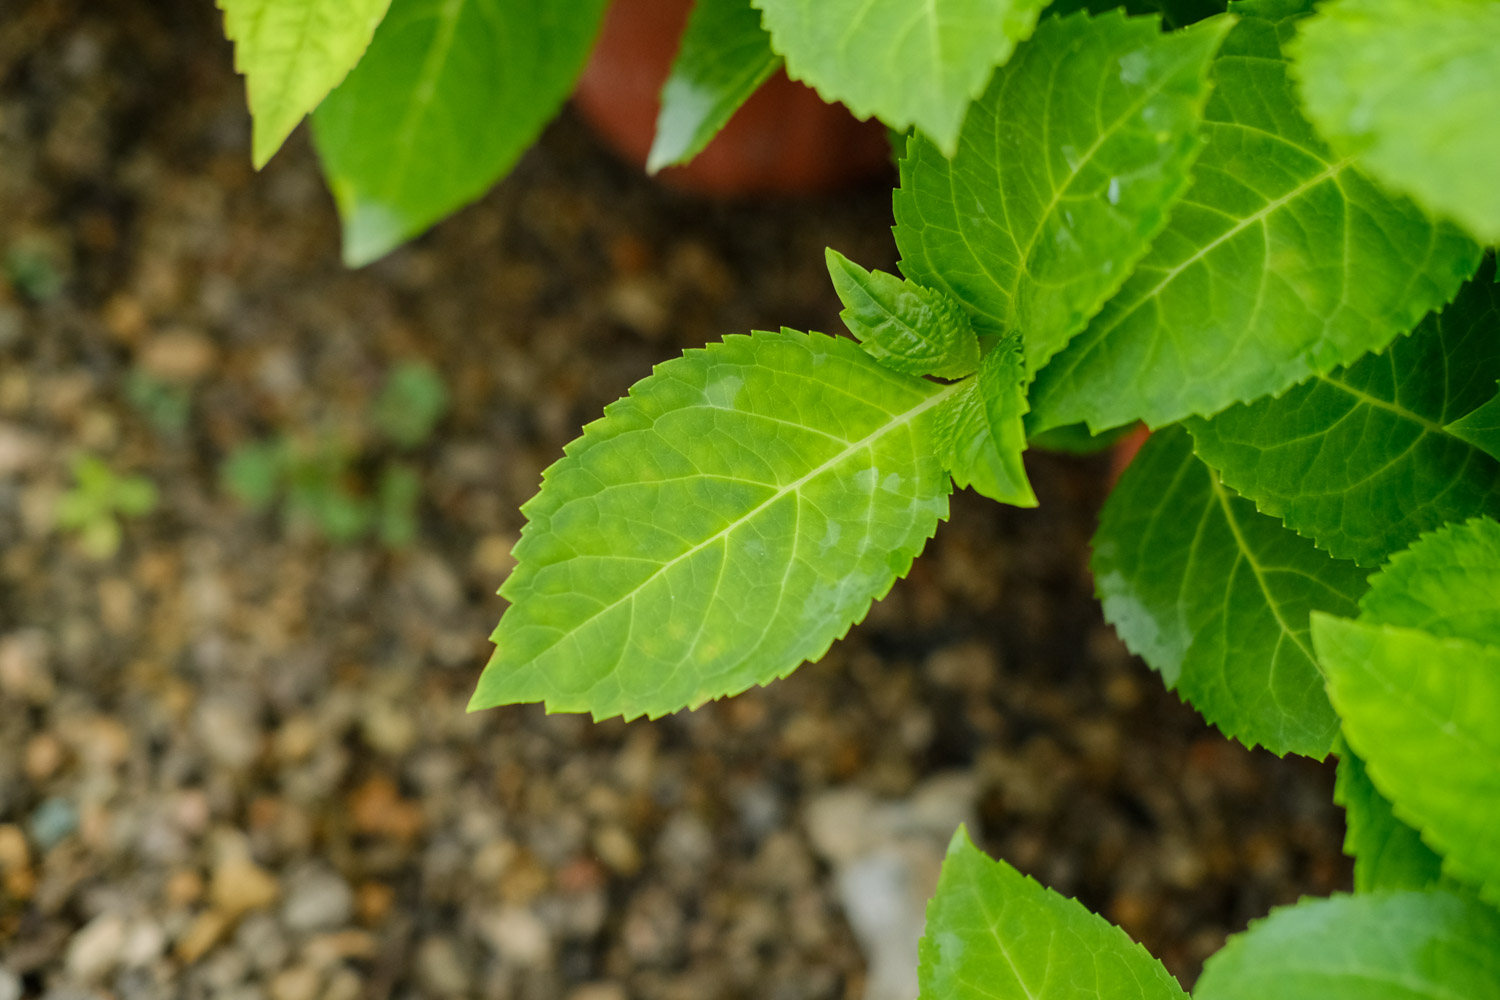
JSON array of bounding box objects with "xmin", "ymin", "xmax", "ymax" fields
[{"xmin": 0, "ymin": 2, "xmax": 1351, "ymax": 998}]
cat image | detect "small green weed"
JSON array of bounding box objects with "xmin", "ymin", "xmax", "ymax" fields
[
  {"xmin": 56, "ymin": 455, "xmax": 158, "ymax": 559},
  {"xmin": 222, "ymin": 362, "xmax": 448, "ymax": 547}
]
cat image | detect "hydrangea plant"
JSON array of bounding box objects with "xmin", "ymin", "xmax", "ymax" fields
[{"xmin": 222, "ymin": 0, "xmax": 1500, "ymax": 994}]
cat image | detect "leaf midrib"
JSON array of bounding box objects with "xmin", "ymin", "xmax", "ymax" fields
[
  {"xmin": 1207, "ymin": 467, "xmax": 1317, "ymax": 667},
  {"xmin": 380, "ymin": 0, "xmax": 467, "ymax": 203}
]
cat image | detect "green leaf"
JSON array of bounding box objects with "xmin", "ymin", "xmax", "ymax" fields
[
  {"xmin": 920, "ymin": 828, "xmax": 1187, "ymax": 1000},
  {"xmin": 1312, "ymin": 614, "xmax": 1500, "ymax": 903},
  {"xmin": 648, "ymin": 0, "xmax": 781, "ymax": 172},
  {"xmin": 1187, "ymin": 263, "xmax": 1500, "ymax": 566},
  {"xmin": 377, "ymin": 462, "xmax": 422, "ymax": 548},
  {"xmin": 1092, "ymin": 425, "xmax": 1366, "ymax": 756},
  {"xmin": 1358, "ymin": 517, "xmax": 1500, "ymax": 649},
  {"xmin": 893, "ymin": 9, "xmax": 1230, "ymax": 372},
  {"xmin": 219, "ymin": 0, "xmax": 393, "ymax": 168},
  {"xmin": 375, "ymin": 361, "xmax": 450, "ymax": 448},
  {"xmin": 1028, "ymin": 0, "xmax": 1483, "ymax": 434},
  {"xmin": 825, "ymin": 249, "xmax": 980, "ymax": 379},
  {"xmin": 472, "ymin": 329, "xmax": 953, "ymax": 721},
  {"xmin": 1292, "ymin": 0, "xmax": 1500, "ymax": 245},
  {"xmin": 1194, "ymin": 890, "xmax": 1500, "ymax": 1000},
  {"xmin": 1447, "ymin": 387, "xmax": 1500, "ymax": 462},
  {"xmin": 936, "ymin": 338, "xmax": 1037, "ymax": 506},
  {"xmin": 1335, "ymin": 738, "xmax": 1445, "ymax": 893},
  {"xmin": 750, "ymin": 0, "xmax": 1048, "ymax": 156},
  {"xmin": 312, "ymin": 0, "xmax": 608, "ymax": 266}
]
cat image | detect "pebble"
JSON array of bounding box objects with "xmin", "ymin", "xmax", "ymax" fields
[
  {"xmin": 568, "ymin": 985, "xmax": 627, "ymax": 1000},
  {"xmin": 175, "ymin": 911, "xmax": 229, "ymax": 964},
  {"xmin": 280, "ymin": 863, "xmax": 353, "ymax": 933},
  {"xmin": 269, "ymin": 965, "xmax": 321, "ymax": 1000},
  {"xmin": 137, "ymin": 329, "xmax": 217, "ymax": 381},
  {"xmin": 211, "ymin": 854, "xmax": 280, "ymax": 919},
  {"xmin": 414, "ymin": 936, "xmax": 470, "ymax": 997},
  {"xmin": 29, "ymin": 797, "xmax": 79, "ymax": 850},
  {"xmin": 120, "ymin": 918, "xmax": 166, "ymax": 967},
  {"xmin": 65, "ymin": 912, "xmax": 128, "ymax": 983},
  {"xmin": 0, "ymin": 968, "xmax": 19, "ymax": 1000},
  {"xmin": 196, "ymin": 699, "xmax": 263, "ymax": 772},
  {"xmin": 478, "ymin": 905, "xmax": 552, "ymax": 967}
]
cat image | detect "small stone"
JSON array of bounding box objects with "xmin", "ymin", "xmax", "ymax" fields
[
  {"xmin": 354, "ymin": 881, "xmax": 393, "ymax": 926},
  {"xmin": 0, "ymin": 824, "xmax": 30, "ymax": 869},
  {"xmin": 270, "ymin": 966, "xmax": 322, "ymax": 1000},
  {"xmin": 28, "ymin": 797, "xmax": 79, "ymax": 850},
  {"xmin": 301, "ymin": 930, "xmax": 375, "ymax": 969},
  {"xmin": 211, "ymin": 854, "xmax": 280, "ymax": 918},
  {"xmin": 196, "ymin": 698, "xmax": 263, "ymax": 772},
  {"xmin": 591, "ymin": 825, "xmax": 640, "ymax": 876},
  {"xmin": 121, "ymin": 918, "xmax": 166, "ymax": 968},
  {"xmin": 477, "ymin": 906, "xmax": 551, "ymax": 967},
  {"xmin": 234, "ymin": 912, "xmax": 288, "ymax": 972},
  {"xmin": 175, "ymin": 910, "xmax": 229, "ymax": 964},
  {"xmin": 0, "ymin": 968, "xmax": 20, "ymax": 1000},
  {"xmin": 137, "ymin": 329, "xmax": 217, "ymax": 381},
  {"xmin": 415, "ymin": 936, "xmax": 470, "ymax": 996},
  {"xmin": 804, "ymin": 788, "xmax": 875, "ymax": 864},
  {"xmin": 567, "ymin": 985, "xmax": 626, "ymax": 1000},
  {"xmin": 165, "ymin": 868, "xmax": 205, "ymax": 906},
  {"xmin": 0, "ymin": 424, "xmax": 42, "ymax": 475},
  {"xmin": 0, "ymin": 629, "xmax": 53, "ymax": 703},
  {"xmin": 471, "ymin": 533, "xmax": 517, "ymax": 578},
  {"xmin": 24, "ymin": 733, "xmax": 66, "ymax": 781},
  {"xmin": 359, "ymin": 700, "xmax": 416, "ymax": 757},
  {"xmin": 281, "ymin": 863, "xmax": 354, "ymax": 932},
  {"xmin": 348, "ymin": 776, "xmax": 423, "ymax": 840},
  {"xmin": 319, "ymin": 968, "xmax": 361, "ymax": 1000},
  {"xmin": 66, "ymin": 912, "xmax": 128, "ymax": 983}
]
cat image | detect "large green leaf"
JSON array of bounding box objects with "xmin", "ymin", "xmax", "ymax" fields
[
  {"xmin": 1028, "ymin": 0, "xmax": 1482, "ymax": 433},
  {"xmin": 893, "ymin": 9, "xmax": 1230, "ymax": 372},
  {"xmin": 1312, "ymin": 615, "xmax": 1500, "ymax": 903},
  {"xmin": 1334, "ymin": 739, "xmax": 1445, "ymax": 894},
  {"xmin": 220, "ymin": 0, "xmax": 392, "ymax": 168},
  {"xmin": 1358, "ymin": 517, "xmax": 1500, "ymax": 648},
  {"xmin": 1187, "ymin": 263, "xmax": 1500, "ymax": 566},
  {"xmin": 936, "ymin": 338, "xmax": 1037, "ymax": 506},
  {"xmin": 648, "ymin": 0, "xmax": 781, "ymax": 172},
  {"xmin": 750, "ymin": 0, "xmax": 1048, "ymax": 156},
  {"xmin": 919, "ymin": 829, "xmax": 1187, "ymax": 1000},
  {"xmin": 312, "ymin": 0, "xmax": 607, "ymax": 266},
  {"xmin": 1092, "ymin": 425, "xmax": 1366, "ymax": 757},
  {"xmin": 825, "ymin": 249, "xmax": 980, "ymax": 379},
  {"xmin": 1194, "ymin": 890, "xmax": 1500, "ymax": 1000},
  {"xmin": 1292, "ymin": 0, "xmax": 1500, "ymax": 245},
  {"xmin": 471, "ymin": 329, "xmax": 954, "ymax": 721}
]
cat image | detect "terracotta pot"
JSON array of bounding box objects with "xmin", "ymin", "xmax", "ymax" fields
[
  {"xmin": 573, "ymin": 0, "xmax": 893, "ymax": 196},
  {"xmin": 1108, "ymin": 424, "xmax": 1151, "ymax": 487}
]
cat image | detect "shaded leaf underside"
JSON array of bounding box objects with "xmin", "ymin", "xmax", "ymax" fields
[{"xmin": 1092, "ymin": 425, "xmax": 1365, "ymax": 756}]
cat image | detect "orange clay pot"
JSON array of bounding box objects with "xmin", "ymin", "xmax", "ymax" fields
[
  {"xmin": 573, "ymin": 0, "xmax": 894, "ymax": 196},
  {"xmin": 1108, "ymin": 424, "xmax": 1152, "ymax": 487}
]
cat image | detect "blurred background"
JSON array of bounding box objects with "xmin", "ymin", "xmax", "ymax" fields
[{"xmin": 0, "ymin": 2, "xmax": 1350, "ymax": 998}]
